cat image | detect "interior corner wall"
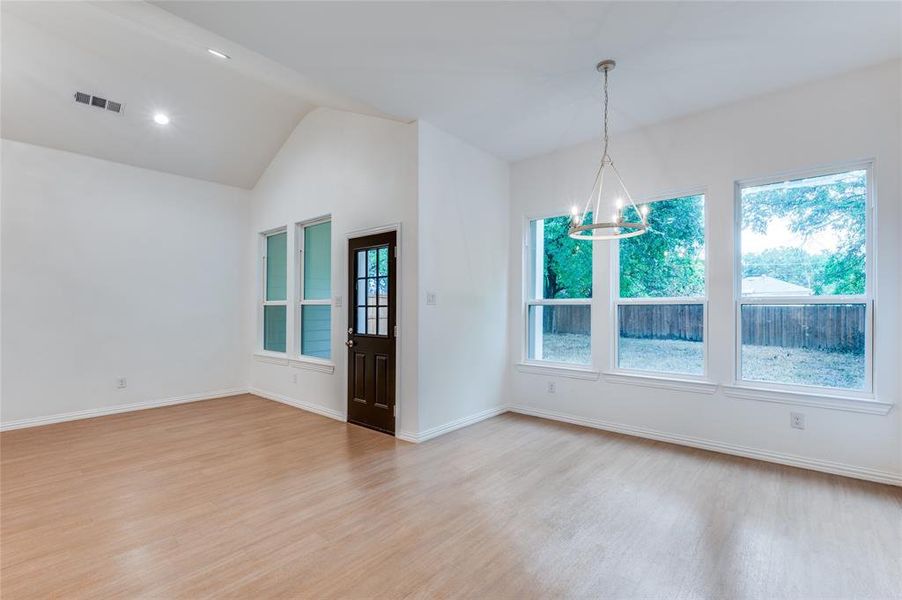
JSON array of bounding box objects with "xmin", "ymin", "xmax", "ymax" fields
[
  {"xmin": 507, "ymin": 60, "xmax": 902, "ymax": 481},
  {"xmin": 1, "ymin": 139, "xmax": 250, "ymax": 425},
  {"xmin": 416, "ymin": 121, "xmax": 510, "ymax": 435},
  {"xmin": 246, "ymin": 108, "xmax": 420, "ymax": 435}
]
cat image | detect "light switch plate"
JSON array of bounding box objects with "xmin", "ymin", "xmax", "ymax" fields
[{"xmin": 426, "ymin": 292, "xmax": 437, "ymax": 306}]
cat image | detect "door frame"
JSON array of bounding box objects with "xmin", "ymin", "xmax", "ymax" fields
[{"xmin": 344, "ymin": 222, "xmax": 403, "ymax": 436}]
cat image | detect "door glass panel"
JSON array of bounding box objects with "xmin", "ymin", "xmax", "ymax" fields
[
  {"xmin": 378, "ymin": 277, "xmax": 388, "ymax": 304},
  {"xmin": 303, "ymin": 221, "xmax": 331, "ymax": 300},
  {"xmin": 356, "ymin": 307, "xmax": 366, "ymax": 334},
  {"xmin": 366, "ymin": 307, "xmax": 376, "ymax": 334},
  {"xmin": 357, "ymin": 279, "xmax": 366, "ymax": 306},
  {"xmin": 357, "ymin": 250, "xmax": 366, "ymax": 278},
  {"xmin": 378, "ymin": 247, "xmax": 388, "ymax": 277},
  {"xmin": 378, "ymin": 307, "xmax": 388, "ymax": 335},
  {"xmin": 367, "ymin": 278, "xmax": 377, "ymax": 306},
  {"xmin": 367, "ymin": 249, "xmax": 377, "ymax": 277}
]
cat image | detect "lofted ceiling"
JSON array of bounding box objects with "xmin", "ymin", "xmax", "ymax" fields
[
  {"xmin": 0, "ymin": 1, "xmax": 385, "ymax": 188},
  {"xmin": 3, "ymin": 2, "xmax": 900, "ymax": 186},
  {"xmin": 158, "ymin": 0, "xmax": 902, "ymax": 162}
]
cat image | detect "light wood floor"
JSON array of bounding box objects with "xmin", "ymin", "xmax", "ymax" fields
[{"xmin": 2, "ymin": 395, "xmax": 900, "ymax": 599}]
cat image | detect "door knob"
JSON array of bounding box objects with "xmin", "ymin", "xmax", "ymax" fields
[{"xmin": 345, "ymin": 340, "xmax": 356, "ymax": 347}]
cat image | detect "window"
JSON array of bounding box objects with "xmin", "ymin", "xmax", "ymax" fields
[
  {"xmin": 615, "ymin": 194, "xmax": 706, "ymax": 376},
  {"xmin": 297, "ymin": 219, "xmax": 332, "ymax": 359},
  {"xmin": 737, "ymin": 166, "xmax": 871, "ymax": 392},
  {"xmin": 262, "ymin": 230, "xmax": 287, "ymax": 353},
  {"xmin": 526, "ymin": 214, "xmax": 592, "ymax": 365}
]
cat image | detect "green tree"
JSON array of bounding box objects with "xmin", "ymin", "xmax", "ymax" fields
[
  {"xmin": 619, "ymin": 195, "xmax": 705, "ymax": 298},
  {"xmin": 541, "ymin": 215, "xmax": 592, "ymax": 298},
  {"xmin": 742, "ymin": 247, "xmax": 826, "ymax": 292},
  {"xmin": 741, "ymin": 171, "xmax": 866, "ymax": 295}
]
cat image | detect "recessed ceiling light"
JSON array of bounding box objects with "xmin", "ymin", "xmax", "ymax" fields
[
  {"xmin": 153, "ymin": 113, "xmax": 170, "ymax": 126},
  {"xmin": 207, "ymin": 48, "xmax": 230, "ymax": 60}
]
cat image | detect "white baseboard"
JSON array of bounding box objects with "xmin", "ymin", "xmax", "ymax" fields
[
  {"xmin": 508, "ymin": 405, "xmax": 902, "ymax": 487},
  {"xmin": 397, "ymin": 405, "xmax": 508, "ymax": 443},
  {"xmin": 0, "ymin": 388, "xmax": 248, "ymax": 432},
  {"xmin": 248, "ymin": 387, "xmax": 345, "ymax": 422}
]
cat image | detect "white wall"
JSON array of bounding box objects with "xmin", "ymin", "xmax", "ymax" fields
[
  {"xmin": 246, "ymin": 108, "xmax": 420, "ymax": 434},
  {"xmin": 415, "ymin": 122, "xmax": 509, "ymax": 436},
  {"xmin": 1, "ymin": 139, "xmax": 249, "ymax": 425},
  {"xmin": 507, "ymin": 61, "xmax": 902, "ymax": 482}
]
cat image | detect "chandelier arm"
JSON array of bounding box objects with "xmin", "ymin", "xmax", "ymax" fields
[
  {"xmin": 608, "ymin": 161, "xmax": 644, "ymax": 221},
  {"xmin": 580, "ymin": 161, "xmax": 603, "ymax": 224},
  {"xmin": 593, "ymin": 165, "xmax": 606, "ymax": 224}
]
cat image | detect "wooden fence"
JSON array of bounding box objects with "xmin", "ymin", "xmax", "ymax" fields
[
  {"xmin": 618, "ymin": 304, "xmax": 704, "ymax": 342},
  {"xmin": 739, "ymin": 304, "xmax": 865, "ymax": 353},
  {"xmin": 546, "ymin": 303, "xmax": 865, "ymax": 353},
  {"xmin": 541, "ymin": 305, "xmax": 590, "ymax": 335}
]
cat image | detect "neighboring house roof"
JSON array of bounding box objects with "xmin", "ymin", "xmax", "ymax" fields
[{"xmin": 742, "ymin": 275, "xmax": 812, "ymax": 296}]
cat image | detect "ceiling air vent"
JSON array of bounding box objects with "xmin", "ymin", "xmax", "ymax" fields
[{"xmin": 74, "ymin": 91, "xmax": 123, "ymax": 115}]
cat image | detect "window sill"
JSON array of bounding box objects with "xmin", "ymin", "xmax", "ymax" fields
[
  {"xmin": 722, "ymin": 384, "xmax": 893, "ymax": 415},
  {"xmin": 253, "ymin": 352, "xmax": 335, "ymax": 374},
  {"xmin": 254, "ymin": 351, "xmax": 289, "ymax": 365},
  {"xmin": 602, "ymin": 371, "xmax": 718, "ymax": 394},
  {"xmin": 515, "ymin": 362, "xmax": 600, "ymax": 380},
  {"xmin": 290, "ymin": 356, "xmax": 335, "ymax": 374}
]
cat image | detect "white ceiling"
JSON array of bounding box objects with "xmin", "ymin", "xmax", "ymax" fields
[
  {"xmin": 158, "ymin": 0, "xmax": 902, "ymax": 162},
  {"xmin": 0, "ymin": 1, "xmax": 383, "ymax": 188},
  {"xmin": 3, "ymin": 2, "xmax": 900, "ymax": 186}
]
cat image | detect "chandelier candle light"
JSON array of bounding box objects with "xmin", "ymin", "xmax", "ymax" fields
[{"xmin": 569, "ymin": 59, "xmax": 649, "ymax": 241}]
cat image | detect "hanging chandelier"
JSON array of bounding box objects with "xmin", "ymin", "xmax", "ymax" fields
[{"xmin": 569, "ymin": 59, "xmax": 649, "ymax": 241}]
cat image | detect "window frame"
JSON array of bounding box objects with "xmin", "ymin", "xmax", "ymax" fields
[
  {"xmin": 295, "ymin": 216, "xmax": 333, "ymax": 362},
  {"xmin": 259, "ymin": 226, "xmax": 288, "ymax": 355},
  {"xmin": 522, "ymin": 211, "xmax": 593, "ymax": 369},
  {"xmin": 611, "ymin": 189, "xmax": 710, "ymax": 380},
  {"xmin": 732, "ymin": 160, "xmax": 875, "ymax": 397}
]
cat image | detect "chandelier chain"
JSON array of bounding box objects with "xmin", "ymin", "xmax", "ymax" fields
[{"xmin": 602, "ymin": 67, "xmax": 609, "ymax": 160}]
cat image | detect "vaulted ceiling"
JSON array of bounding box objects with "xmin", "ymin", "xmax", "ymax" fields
[
  {"xmin": 3, "ymin": 1, "xmax": 900, "ymax": 187},
  {"xmin": 0, "ymin": 1, "xmax": 385, "ymax": 188},
  {"xmin": 155, "ymin": 1, "xmax": 902, "ymax": 161}
]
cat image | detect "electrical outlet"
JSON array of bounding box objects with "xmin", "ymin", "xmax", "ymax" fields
[
  {"xmin": 292, "ymin": 373, "xmax": 298, "ymax": 384},
  {"xmin": 116, "ymin": 377, "xmax": 127, "ymax": 389},
  {"xmin": 547, "ymin": 381, "xmax": 556, "ymax": 394},
  {"xmin": 790, "ymin": 412, "xmax": 805, "ymax": 430}
]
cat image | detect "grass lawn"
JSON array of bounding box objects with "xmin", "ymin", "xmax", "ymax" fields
[{"xmin": 541, "ymin": 334, "xmax": 864, "ymax": 390}]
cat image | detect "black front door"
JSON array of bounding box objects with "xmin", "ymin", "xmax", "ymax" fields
[{"xmin": 346, "ymin": 231, "xmax": 396, "ymax": 434}]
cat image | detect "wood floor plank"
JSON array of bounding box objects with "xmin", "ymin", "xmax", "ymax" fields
[{"xmin": 2, "ymin": 394, "xmax": 900, "ymax": 598}]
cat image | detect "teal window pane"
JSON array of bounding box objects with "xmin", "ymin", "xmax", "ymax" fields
[
  {"xmin": 303, "ymin": 222, "xmax": 331, "ymax": 300},
  {"xmin": 301, "ymin": 305, "xmax": 331, "ymax": 359},
  {"xmin": 263, "ymin": 305, "xmax": 286, "ymax": 352},
  {"xmin": 266, "ymin": 232, "xmax": 287, "ymax": 301}
]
